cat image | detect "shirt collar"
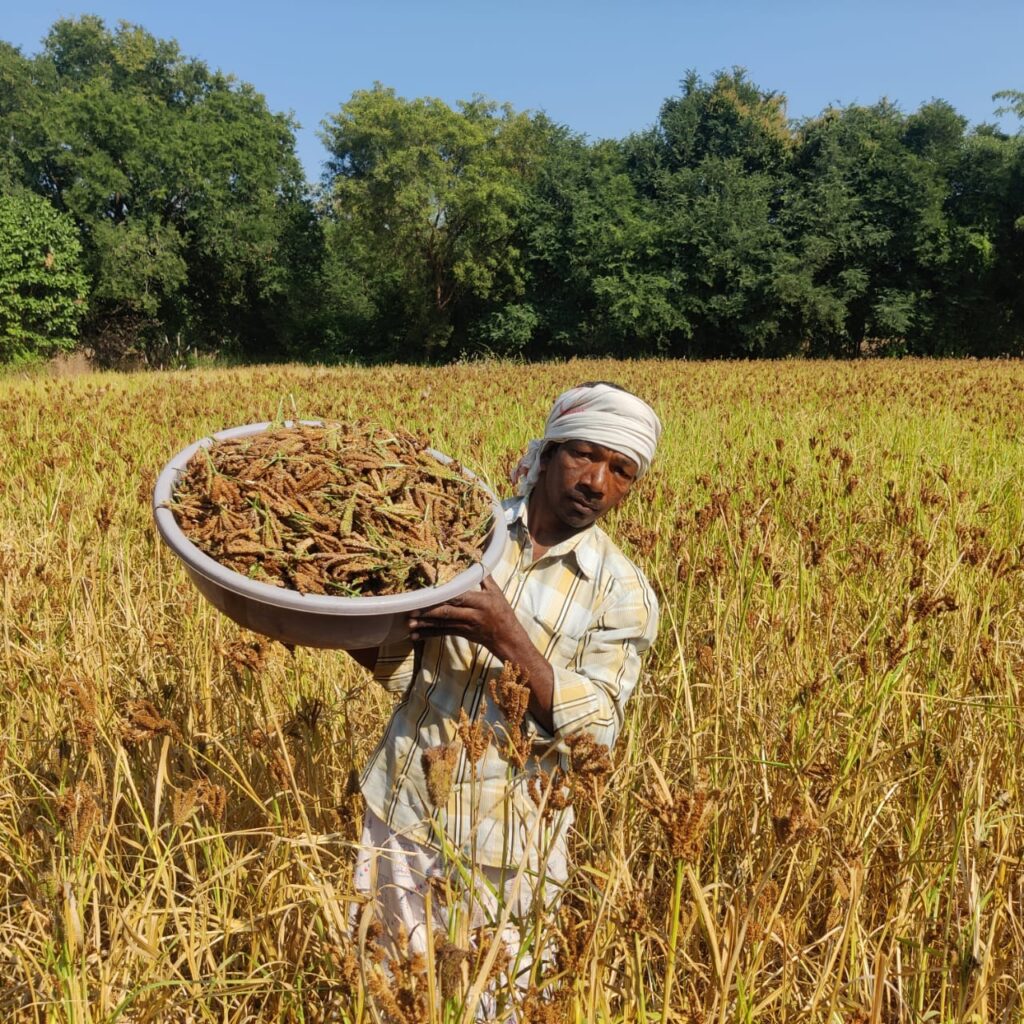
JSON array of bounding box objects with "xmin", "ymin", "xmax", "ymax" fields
[{"xmin": 505, "ymin": 494, "xmax": 599, "ymax": 579}]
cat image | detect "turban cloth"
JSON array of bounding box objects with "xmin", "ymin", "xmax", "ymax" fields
[{"xmin": 511, "ymin": 383, "xmax": 662, "ymax": 496}]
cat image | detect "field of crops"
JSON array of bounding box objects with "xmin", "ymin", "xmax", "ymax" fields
[{"xmin": 1, "ymin": 359, "xmax": 1022, "ymax": 1023}]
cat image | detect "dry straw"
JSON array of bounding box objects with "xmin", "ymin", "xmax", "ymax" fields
[{"xmin": 2, "ymin": 359, "xmax": 1023, "ymax": 1022}]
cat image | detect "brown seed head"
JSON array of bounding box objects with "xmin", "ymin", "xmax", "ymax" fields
[
  {"xmin": 566, "ymin": 731, "xmax": 613, "ymax": 804},
  {"xmin": 421, "ymin": 743, "xmax": 458, "ymax": 808},
  {"xmin": 119, "ymin": 699, "xmax": 180, "ymax": 746},
  {"xmin": 640, "ymin": 761, "xmax": 715, "ymax": 863},
  {"xmin": 527, "ymin": 767, "xmax": 573, "ymax": 822},
  {"xmin": 56, "ymin": 781, "xmax": 99, "ymax": 855},
  {"xmin": 62, "ymin": 679, "xmax": 97, "ymax": 751},
  {"xmin": 456, "ymin": 704, "xmax": 490, "ymax": 766},
  {"xmin": 173, "ymin": 779, "xmax": 228, "ymax": 825},
  {"xmin": 772, "ymin": 795, "xmax": 817, "ymax": 846},
  {"xmin": 489, "ymin": 662, "xmax": 533, "ymax": 769},
  {"xmin": 489, "ymin": 662, "xmax": 531, "ymax": 734},
  {"xmin": 222, "ymin": 633, "xmax": 281, "ymax": 680},
  {"xmin": 434, "ymin": 933, "xmax": 471, "ymax": 1000},
  {"xmin": 520, "ymin": 986, "xmax": 572, "ymax": 1024}
]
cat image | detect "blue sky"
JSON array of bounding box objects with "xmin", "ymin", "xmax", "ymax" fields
[{"xmin": 4, "ymin": 1, "xmax": 1022, "ymax": 180}]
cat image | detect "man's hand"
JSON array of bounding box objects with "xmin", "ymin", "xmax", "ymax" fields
[
  {"xmin": 407, "ymin": 575, "xmax": 519, "ymax": 659},
  {"xmin": 408, "ymin": 576, "xmax": 556, "ymax": 734}
]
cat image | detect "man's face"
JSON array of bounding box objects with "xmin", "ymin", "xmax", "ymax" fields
[{"xmin": 537, "ymin": 439, "xmax": 638, "ymax": 531}]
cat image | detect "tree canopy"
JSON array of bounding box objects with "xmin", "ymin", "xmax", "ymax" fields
[
  {"xmin": 0, "ymin": 16, "xmax": 313, "ymax": 364},
  {"xmin": 1, "ymin": 19, "xmax": 1023, "ymax": 363},
  {"xmin": 319, "ymin": 86, "xmax": 551, "ymax": 360}
]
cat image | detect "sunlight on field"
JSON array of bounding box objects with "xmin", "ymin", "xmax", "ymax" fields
[{"xmin": 1, "ymin": 360, "xmax": 1022, "ymax": 1022}]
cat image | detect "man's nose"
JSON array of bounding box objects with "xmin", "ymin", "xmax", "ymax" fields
[{"xmin": 578, "ymin": 460, "xmax": 607, "ymax": 496}]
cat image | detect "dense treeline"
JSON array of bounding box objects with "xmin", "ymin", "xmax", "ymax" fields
[{"xmin": 1, "ymin": 16, "xmax": 1022, "ymax": 365}]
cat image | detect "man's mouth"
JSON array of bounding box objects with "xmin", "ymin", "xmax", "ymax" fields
[{"xmin": 567, "ymin": 495, "xmax": 598, "ymax": 515}]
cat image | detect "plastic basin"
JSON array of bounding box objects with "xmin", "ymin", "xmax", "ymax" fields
[{"xmin": 152, "ymin": 421, "xmax": 508, "ymax": 649}]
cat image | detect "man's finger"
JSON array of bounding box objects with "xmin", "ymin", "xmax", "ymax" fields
[
  {"xmin": 410, "ymin": 604, "xmax": 479, "ymax": 627},
  {"xmin": 414, "ymin": 616, "xmax": 476, "ymax": 633},
  {"xmin": 444, "ymin": 591, "xmax": 488, "ymax": 611},
  {"xmin": 419, "ymin": 592, "xmax": 482, "ymax": 618},
  {"xmin": 408, "ymin": 622, "xmax": 480, "ymax": 642}
]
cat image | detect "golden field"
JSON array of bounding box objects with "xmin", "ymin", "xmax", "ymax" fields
[{"xmin": 0, "ymin": 359, "xmax": 1022, "ymax": 1023}]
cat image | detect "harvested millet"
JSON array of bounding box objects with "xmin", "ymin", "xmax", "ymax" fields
[{"xmin": 169, "ymin": 423, "xmax": 493, "ymax": 596}]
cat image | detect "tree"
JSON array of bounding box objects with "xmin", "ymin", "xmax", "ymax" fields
[
  {"xmin": 0, "ymin": 190, "xmax": 87, "ymax": 361},
  {"xmin": 0, "ymin": 17, "xmax": 313, "ymax": 363},
  {"xmin": 623, "ymin": 70, "xmax": 799, "ymax": 356},
  {"xmin": 320, "ymin": 86, "xmax": 549, "ymax": 360},
  {"xmin": 518, "ymin": 130, "xmax": 684, "ymax": 357},
  {"xmin": 935, "ymin": 124, "xmax": 1024, "ymax": 355},
  {"xmin": 783, "ymin": 101, "xmax": 958, "ymax": 355},
  {"xmin": 653, "ymin": 68, "xmax": 790, "ymax": 176}
]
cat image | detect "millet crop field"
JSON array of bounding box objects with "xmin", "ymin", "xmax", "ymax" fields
[{"xmin": 0, "ymin": 359, "xmax": 1022, "ymax": 1023}]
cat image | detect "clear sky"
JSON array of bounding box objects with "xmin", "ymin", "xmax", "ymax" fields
[{"xmin": 4, "ymin": 1, "xmax": 1022, "ymax": 180}]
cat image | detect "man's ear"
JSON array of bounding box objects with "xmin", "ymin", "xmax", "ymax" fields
[{"xmin": 539, "ymin": 441, "xmax": 559, "ymax": 468}]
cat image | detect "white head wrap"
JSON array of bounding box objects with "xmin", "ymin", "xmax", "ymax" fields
[{"xmin": 511, "ymin": 383, "xmax": 662, "ymax": 496}]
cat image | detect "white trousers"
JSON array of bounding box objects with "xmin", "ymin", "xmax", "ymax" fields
[{"xmin": 350, "ymin": 807, "xmax": 566, "ymax": 1018}]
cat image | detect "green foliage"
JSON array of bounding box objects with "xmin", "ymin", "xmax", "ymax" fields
[
  {"xmin": 468, "ymin": 302, "xmax": 539, "ymax": 356},
  {"xmin": 0, "ymin": 16, "xmax": 313, "ymax": 364},
  {"xmin": 518, "ymin": 132, "xmax": 686, "ymax": 355},
  {"xmin": 655, "ymin": 68, "xmax": 791, "ymax": 175},
  {"xmin": 0, "ymin": 190, "xmax": 87, "ymax": 361},
  {"xmin": 993, "ymin": 90, "xmax": 1024, "ymax": 122},
  {"xmin": 320, "ymin": 86, "xmax": 551, "ymax": 360},
  {"xmin": 312, "ymin": 69, "xmax": 1024, "ymax": 361},
  {"xmin": 617, "ymin": 70, "xmax": 798, "ymax": 356}
]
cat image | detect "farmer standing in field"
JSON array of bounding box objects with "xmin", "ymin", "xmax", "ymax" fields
[{"xmin": 347, "ymin": 382, "xmax": 661, "ymax": 1003}]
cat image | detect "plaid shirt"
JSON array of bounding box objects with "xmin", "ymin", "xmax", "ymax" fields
[{"xmin": 359, "ymin": 495, "xmax": 659, "ymax": 869}]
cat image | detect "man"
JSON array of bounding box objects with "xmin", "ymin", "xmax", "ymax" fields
[{"xmin": 347, "ymin": 381, "xmax": 661, "ymax": 1004}]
